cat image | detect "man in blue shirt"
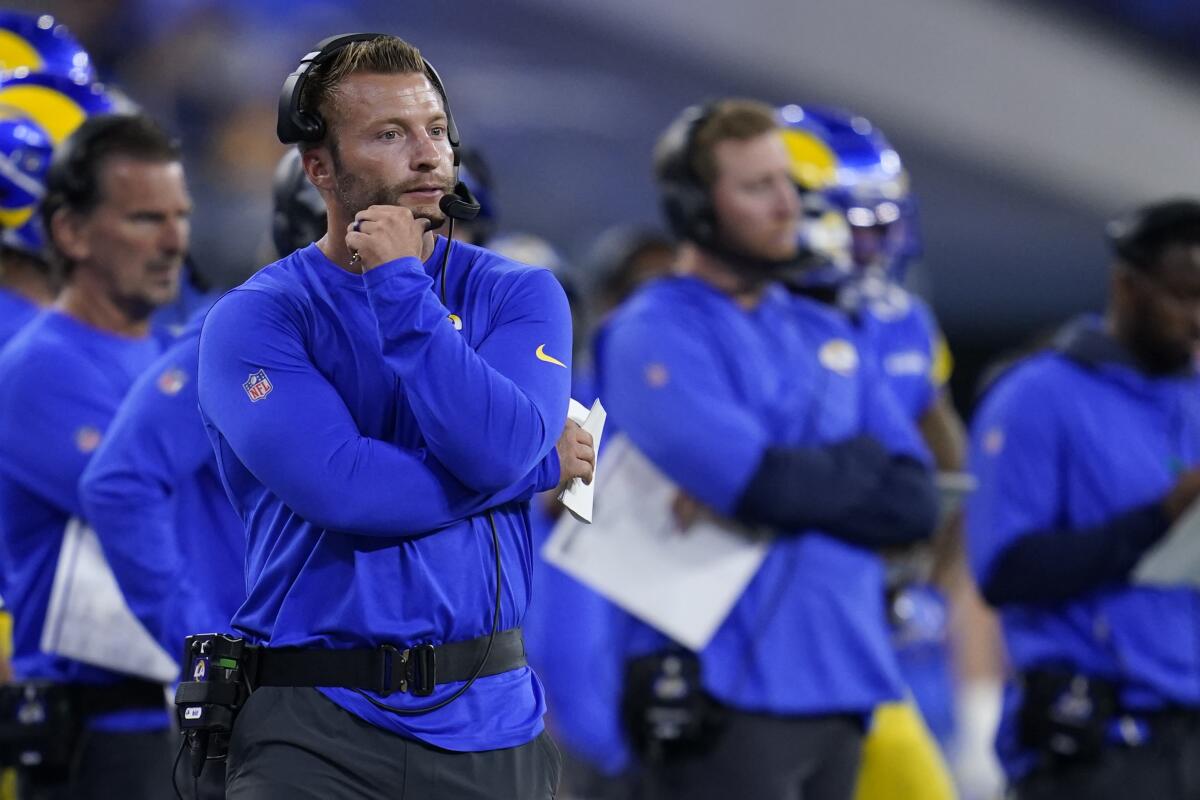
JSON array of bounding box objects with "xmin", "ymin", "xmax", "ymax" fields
[
  {"xmin": 0, "ymin": 113, "xmax": 191, "ymax": 799},
  {"xmin": 967, "ymin": 199, "xmax": 1200, "ymax": 800},
  {"xmin": 596, "ymin": 99, "xmax": 938, "ymax": 800},
  {"xmin": 79, "ymin": 149, "xmax": 328, "ymax": 676},
  {"xmin": 198, "ymin": 34, "xmax": 590, "ymax": 799}
]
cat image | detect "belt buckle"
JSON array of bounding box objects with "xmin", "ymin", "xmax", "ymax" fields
[
  {"xmin": 377, "ymin": 644, "xmax": 403, "ymax": 697},
  {"xmin": 409, "ymin": 644, "xmax": 437, "ymax": 698}
]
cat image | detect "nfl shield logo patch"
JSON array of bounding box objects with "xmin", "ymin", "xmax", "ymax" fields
[
  {"xmin": 157, "ymin": 368, "xmax": 188, "ymax": 396},
  {"xmin": 243, "ymin": 369, "xmax": 273, "ymax": 402}
]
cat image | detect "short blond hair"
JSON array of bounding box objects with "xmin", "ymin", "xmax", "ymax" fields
[
  {"xmin": 299, "ymin": 36, "xmax": 428, "ymax": 147},
  {"xmin": 655, "ymin": 99, "xmax": 778, "ymax": 187}
]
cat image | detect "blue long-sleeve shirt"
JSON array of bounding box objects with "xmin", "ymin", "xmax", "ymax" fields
[
  {"xmin": 197, "ymin": 239, "xmax": 570, "ymax": 751},
  {"xmin": 0, "ymin": 287, "xmax": 38, "ymax": 349},
  {"xmin": 0, "ymin": 310, "xmax": 166, "ymax": 731},
  {"xmin": 860, "ymin": 285, "xmax": 949, "ymax": 421},
  {"xmin": 79, "ymin": 313, "xmax": 243, "ymax": 659},
  {"xmin": 967, "ymin": 316, "xmax": 1200, "ymax": 778},
  {"xmin": 596, "ymin": 276, "xmax": 929, "ymax": 718}
]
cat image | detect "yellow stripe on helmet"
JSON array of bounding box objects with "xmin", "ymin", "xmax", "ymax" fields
[
  {"xmin": 0, "ymin": 206, "xmax": 33, "ymax": 228},
  {"xmin": 0, "ymin": 83, "xmax": 86, "ymax": 143},
  {"xmin": 0, "ymin": 31, "xmax": 43, "ymax": 74},
  {"xmin": 780, "ymin": 127, "xmax": 838, "ymax": 191}
]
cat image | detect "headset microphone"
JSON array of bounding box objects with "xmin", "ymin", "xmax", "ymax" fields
[{"xmin": 439, "ymin": 181, "xmax": 481, "ymax": 222}]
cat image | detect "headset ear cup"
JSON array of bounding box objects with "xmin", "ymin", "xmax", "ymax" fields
[
  {"xmin": 296, "ymin": 110, "xmax": 323, "ymax": 143},
  {"xmin": 685, "ymin": 188, "xmax": 714, "ymax": 244},
  {"xmin": 661, "ymin": 183, "xmax": 711, "ymax": 246}
]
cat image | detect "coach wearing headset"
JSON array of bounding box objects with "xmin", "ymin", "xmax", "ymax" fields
[
  {"xmin": 967, "ymin": 200, "xmax": 1200, "ymax": 800},
  {"xmin": 594, "ymin": 99, "xmax": 938, "ymax": 800},
  {"xmin": 197, "ymin": 34, "xmax": 592, "ymax": 798}
]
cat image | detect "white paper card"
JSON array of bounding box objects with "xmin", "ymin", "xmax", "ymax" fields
[
  {"xmin": 543, "ymin": 434, "xmax": 769, "ymax": 650},
  {"xmin": 1133, "ymin": 498, "xmax": 1200, "ymax": 587},
  {"xmin": 41, "ymin": 518, "xmax": 179, "ymax": 683},
  {"xmin": 558, "ymin": 398, "xmax": 607, "ymax": 523}
]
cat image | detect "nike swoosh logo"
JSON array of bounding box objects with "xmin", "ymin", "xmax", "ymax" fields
[{"xmin": 535, "ymin": 344, "xmax": 567, "ymax": 368}]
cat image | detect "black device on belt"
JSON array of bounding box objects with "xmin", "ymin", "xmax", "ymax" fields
[
  {"xmin": 0, "ymin": 678, "xmax": 165, "ymax": 771},
  {"xmin": 621, "ymin": 649, "xmax": 727, "ymax": 763},
  {"xmin": 1018, "ymin": 668, "xmax": 1118, "ymax": 764}
]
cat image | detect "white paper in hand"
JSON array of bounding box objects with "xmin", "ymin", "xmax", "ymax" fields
[
  {"xmin": 41, "ymin": 518, "xmax": 179, "ymax": 683},
  {"xmin": 1133, "ymin": 498, "xmax": 1200, "ymax": 587},
  {"xmin": 558, "ymin": 398, "xmax": 606, "ymax": 523},
  {"xmin": 543, "ymin": 434, "xmax": 769, "ymax": 651}
]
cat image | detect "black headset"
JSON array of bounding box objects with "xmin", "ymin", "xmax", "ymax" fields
[
  {"xmin": 276, "ymin": 32, "xmax": 479, "ymax": 222},
  {"xmin": 656, "ymin": 102, "xmax": 719, "ymax": 247},
  {"xmin": 1106, "ymin": 199, "xmax": 1200, "ymax": 270}
]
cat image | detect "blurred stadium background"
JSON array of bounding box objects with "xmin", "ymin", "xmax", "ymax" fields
[{"xmin": 13, "ymin": 0, "xmax": 1200, "ymax": 408}]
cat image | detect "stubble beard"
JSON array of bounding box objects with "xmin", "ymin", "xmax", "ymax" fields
[{"xmin": 333, "ymin": 162, "xmax": 450, "ymax": 230}]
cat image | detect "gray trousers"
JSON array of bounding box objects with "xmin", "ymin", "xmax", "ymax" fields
[
  {"xmin": 226, "ymin": 687, "xmax": 561, "ymax": 799},
  {"xmin": 17, "ymin": 727, "xmax": 174, "ymax": 800},
  {"xmin": 1014, "ymin": 714, "xmax": 1200, "ymax": 800},
  {"xmin": 644, "ymin": 711, "xmax": 864, "ymax": 800}
]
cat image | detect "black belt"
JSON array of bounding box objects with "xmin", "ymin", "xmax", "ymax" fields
[{"xmin": 250, "ymin": 628, "xmax": 526, "ymax": 698}]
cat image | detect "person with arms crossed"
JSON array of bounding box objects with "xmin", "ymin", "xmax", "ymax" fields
[
  {"xmin": 78, "ymin": 148, "xmax": 333, "ymax": 798},
  {"xmin": 197, "ymin": 33, "xmax": 591, "ymax": 799},
  {"xmin": 0, "ymin": 112, "xmax": 190, "ymax": 799},
  {"xmin": 967, "ymin": 199, "xmax": 1200, "ymax": 799},
  {"xmin": 597, "ymin": 99, "xmax": 938, "ymax": 800}
]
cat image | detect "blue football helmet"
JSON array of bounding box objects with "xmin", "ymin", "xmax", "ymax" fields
[
  {"xmin": 0, "ymin": 11, "xmax": 94, "ymax": 84},
  {"xmin": 778, "ymin": 104, "xmax": 853, "ymax": 290},
  {"xmin": 779, "ymin": 103, "xmax": 921, "ymax": 282},
  {"xmin": 0, "ymin": 108, "xmax": 51, "ymax": 251},
  {"xmin": 0, "ymin": 70, "xmax": 116, "ymax": 256}
]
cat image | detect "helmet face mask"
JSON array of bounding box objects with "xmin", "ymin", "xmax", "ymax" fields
[{"xmin": 0, "ymin": 110, "xmax": 52, "ymax": 255}]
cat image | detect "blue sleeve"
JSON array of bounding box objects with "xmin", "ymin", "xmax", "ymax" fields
[
  {"xmin": 598, "ymin": 316, "xmax": 767, "ymax": 515},
  {"xmin": 197, "ymin": 288, "xmax": 551, "ymax": 537},
  {"xmin": 967, "ymin": 371, "xmax": 1065, "ymax": 587},
  {"xmin": 967, "ymin": 362, "xmax": 1170, "ymax": 606},
  {"xmin": 735, "ymin": 441, "xmax": 937, "ymax": 546},
  {"xmin": 0, "ymin": 350, "xmax": 115, "ymax": 518},
  {"xmin": 980, "ymin": 504, "xmax": 1168, "ymax": 606},
  {"xmin": 732, "ymin": 340, "xmax": 936, "ymax": 546},
  {"xmin": 78, "ymin": 337, "xmax": 211, "ymax": 652},
  {"xmin": 364, "ymin": 258, "xmax": 572, "ymax": 493}
]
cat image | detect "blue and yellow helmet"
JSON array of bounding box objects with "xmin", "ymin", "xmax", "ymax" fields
[
  {"xmin": 778, "ymin": 105, "xmax": 853, "ymax": 287},
  {"xmin": 0, "ymin": 108, "xmax": 51, "ymax": 243},
  {"xmin": 779, "ymin": 104, "xmax": 920, "ymax": 280},
  {"xmin": 0, "ymin": 11, "xmax": 93, "ymax": 84},
  {"xmin": 0, "ymin": 70, "xmax": 116, "ymax": 256}
]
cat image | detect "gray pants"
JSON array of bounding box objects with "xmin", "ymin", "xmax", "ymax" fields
[
  {"xmin": 1014, "ymin": 714, "xmax": 1200, "ymax": 800},
  {"xmin": 226, "ymin": 687, "xmax": 561, "ymax": 799},
  {"xmin": 17, "ymin": 727, "xmax": 174, "ymax": 800},
  {"xmin": 644, "ymin": 711, "xmax": 864, "ymax": 800}
]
